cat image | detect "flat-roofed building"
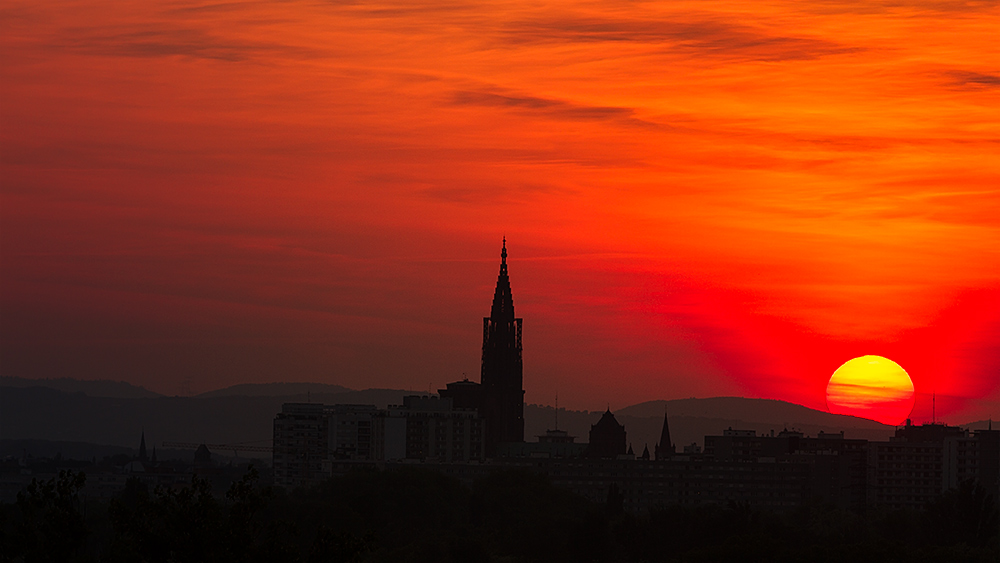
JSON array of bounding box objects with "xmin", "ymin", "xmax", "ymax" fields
[
  {"xmin": 327, "ymin": 404, "xmax": 377, "ymax": 460},
  {"xmin": 273, "ymin": 403, "xmax": 329, "ymax": 487},
  {"xmin": 375, "ymin": 395, "xmax": 484, "ymax": 463}
]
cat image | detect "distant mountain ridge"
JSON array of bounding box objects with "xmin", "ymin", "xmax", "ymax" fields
[
  {"xmin": 195, "ymin": 382, "xmax": 351, "ymax": 398},
  {"xmin": 0, "ymin": 386, "xmax": 422, "ymax": 454},
  {"xmin": 0, "ymin": 376, "xmax": 163, "ymax": 399},
  {"xmin": 2, "ymin": 378, "xmax": 977, "ymax": 456},
  {"xmin": 525, "ymin": 398, "xmax": 899, "ymax": 455},
  {"xmin": 619, "ymin": 397, "xmax": 889, "ymax": 430}
]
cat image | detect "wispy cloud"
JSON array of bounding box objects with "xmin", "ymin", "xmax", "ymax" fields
[
  {"xmin": 946, "ymin": 70, "xmax": 1000, "ymax": 89},
  {"xmin": 450, "ymin": 90, "xmax": 662, "ymax": 128},
  {"xmin": 498, "ymin": 16, "xmax": 859, "ymax": 61},
  {"xmin": 57, "ymin": 26, "xmax": 324, "ymax": 61}
]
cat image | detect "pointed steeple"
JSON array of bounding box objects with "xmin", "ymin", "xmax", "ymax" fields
[
  {"xmin": 139, "ymin": 431, "xmax": 148, "ymax": 462},
  {"xmin": 655, "ymin": 405, "xmax": 674, "ymax": 460},
  {"xmin": 490, "ymin": 237, "xmax": 515, "ymax": 322},
  {"xmin": 151, "ymin": 446, "xmax": 157, "ymax": 464},
  {"xmin": 480, "ymin": 238, "xmax": 525, "ymax": 455},
  {"xmin": 627, "ymin": 443, "xmax": 634, "ymax": 456},
  {"xmin": 641, "ymin": 444, "xmax": 650, "ymax": 460}
]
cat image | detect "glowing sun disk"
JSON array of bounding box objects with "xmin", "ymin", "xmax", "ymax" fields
[{"xmin": 826, "ymin": 355, "xmax": 915, "ymax": 425}]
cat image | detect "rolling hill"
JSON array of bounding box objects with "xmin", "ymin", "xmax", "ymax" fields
[{"xmin": 0, "ymin": 379, "xmax": 926, "ymax": 459}]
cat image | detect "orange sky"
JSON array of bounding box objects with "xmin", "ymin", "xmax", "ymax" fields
[{"xmin": 2, "ymin": 0, "xmax": 998, "ymax": 422}]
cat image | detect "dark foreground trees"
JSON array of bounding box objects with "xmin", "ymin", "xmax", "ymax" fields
[
  {"xmin": 2, "ymin": 468, "xmax": 998, "ymax": 563},
  {"xmin": 103, "ymin": 467, "xmax": 297, "ymax": 563},
  {"xmin": 3, "ymin": 470, "xmax": 88, "ymax": 562}
]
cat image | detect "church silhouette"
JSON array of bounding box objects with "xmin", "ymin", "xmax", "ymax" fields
[{"xmin": 440, "ymin": 238, "xmax": 525, "ymax": 456}]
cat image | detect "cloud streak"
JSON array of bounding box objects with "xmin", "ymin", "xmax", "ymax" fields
[
  {"xmin": 56, "ymin": 26, "xmax": 324, "ymax": 61},
  {"xmin": 450, "ymin": 90, "xmax": 663, "ymax": 128},
  {"xmin": 499, "ymin": 16, "xmax": 860, "ymax": 61}
]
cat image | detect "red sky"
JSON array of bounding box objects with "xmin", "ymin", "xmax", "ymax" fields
[{"xmin": 2, "ymin": 0, "xmax": 998, "ymax": 423}]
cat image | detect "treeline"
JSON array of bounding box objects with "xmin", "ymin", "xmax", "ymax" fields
[{"xmin": 1, "ymin": 467, "xmax": 998, "ymax": 563}]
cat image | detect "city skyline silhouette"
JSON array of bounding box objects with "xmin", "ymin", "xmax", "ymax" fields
[{"xmin": 2, "ymin": 242, "xmax": 998, "ymax": 561}]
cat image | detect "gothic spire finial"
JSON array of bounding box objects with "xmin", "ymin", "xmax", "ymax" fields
[
  {"xmin": 500, "ymin": 237, "xmax": 507, "ymax": 271},
  {"xmin": 490, "ymin": 238, "xmax": 514, "ymax": 320}
]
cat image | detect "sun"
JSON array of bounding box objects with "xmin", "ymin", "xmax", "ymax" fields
[{"xmin": 826, "ymin": 355, "xmax": 915, "ymax": 425}]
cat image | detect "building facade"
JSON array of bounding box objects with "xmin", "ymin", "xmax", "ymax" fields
[
  {"xmin": 273, "ymin": 403, "xmax": 329, "ymax": 487},
  {"xmin": 868, "ymin": 421, "xmax": 1000, "ymax": 511},
  {"xmin": 274, "ymin": 397, "xmax": 485, "ymax": 486},
  {"xmin": 374, "ymin": 395, "xmax": 484, "ymax": 463},
  {"xmin": 702, "ymin": 428, "xmax": 869, "ymax": 511},
  {"xmin": 327, "ymin": 404, "xmax": 377, "ymax": 460}
]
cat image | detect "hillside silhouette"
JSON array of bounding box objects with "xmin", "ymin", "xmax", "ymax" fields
[
  {"xmin": 526, "ymin": 397, "xmax": 896, "ymax": 452},
  {"xmin": 195, "ymin": 382, "xmax": 351, "ymax": 398},
  {"xmin": 0, "ymin": 376, "xmax": 162, "ymax": 399},
  {"xmin": 1, "ymin": 379, "xmax": 905, "ymax": 455}
]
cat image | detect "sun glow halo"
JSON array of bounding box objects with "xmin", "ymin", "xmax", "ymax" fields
[{"xmin": 826, "ymin": 355, "xmax": 915, "ymax": 425}]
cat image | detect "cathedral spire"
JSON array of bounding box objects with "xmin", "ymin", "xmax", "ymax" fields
[
  {"xmin": 490, "ymin": 238, "xmax": 515, "ymax": 322},
  {"xmin": 481, "ymin": 238, "xmax": 524, "ymax": 455}
]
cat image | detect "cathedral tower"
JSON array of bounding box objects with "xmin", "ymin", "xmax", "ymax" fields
[{"xmin": 480, "ymin": 238, "xmax": 525, "ymax": 454}]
